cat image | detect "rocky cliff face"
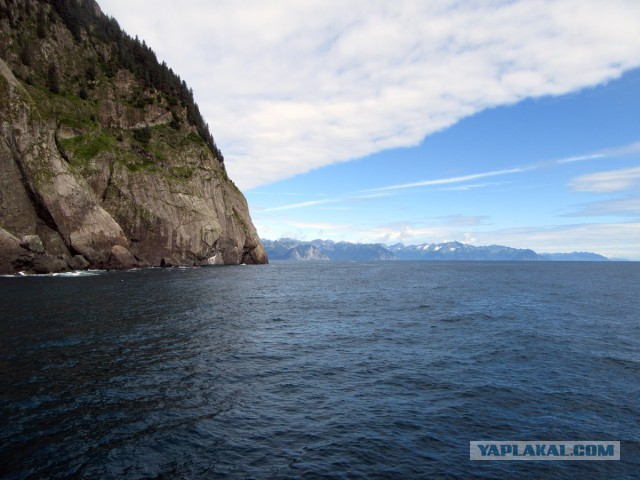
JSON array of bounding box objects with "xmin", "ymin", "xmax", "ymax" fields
[{"xmin": 0, "ymin": 0, "xmax": 267, "ymax": 274}]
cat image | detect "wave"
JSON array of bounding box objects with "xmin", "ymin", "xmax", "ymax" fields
[{"xmin": 1, "ymin": 269, "xmax": 106, "ymax": 278}]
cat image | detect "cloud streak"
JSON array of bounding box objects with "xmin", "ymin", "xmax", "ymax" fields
[
  {"xmin": 570, "ymin": 166, "xmax": 640, "ymax": 193},
  {"xmin": 363, "ymin": 167, "xmax": 530, "ymax": 192},
  {"xmin": 472, "ymin": 222, "xmax": 640, "ymax": 259},
  {"xmin": 355, "ymin": 220, "xmax": 640, "ymax": 259},
  {"xmin": 263, "ymin": 192, "xmax": 391, "ymax": 211},
  {"xmin": 361, "ymin": 140, "xmax": 640, "ymax": 194},
  {"xmin": 564, "ymin": 196, "xmax": 640, "ymax": 217},
  {"xmin": 263, "ymin": 198, "xmax": 340, "ymax": 212},
  {"xmin": 558, "ymin": 142, "xmax": 640, "ymax": 163},
  {"xmin": 98, "ymin": 0, "xmax": 640, "ymax": 189},
  {"xmin": 263, "ymin": 141, "xmax": 640, "ymax": 211}
]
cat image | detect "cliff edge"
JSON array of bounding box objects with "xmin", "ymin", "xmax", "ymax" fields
[{"xmin": 0, "ymin": 0, "xmax": 267, "ymax": 274}]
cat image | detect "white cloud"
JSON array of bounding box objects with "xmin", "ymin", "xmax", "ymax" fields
[
  {"xmin": 472, "ymin": 222, "xmax": 640, "ymax": 260},
  {"xmin": 363, "ymin": 167, "xmax": 529, "ymax": 192},
  {"xmin": 261, "ymin": 143, "xmax": 640, "ymax": 211},
  {"xmin": 285, "ymin": 220, "xmax": 349, "ymax": 230},
  {"xmin": 257, "ymin": 213, "xmax": 640, "ymax": 259},
  {"xmin": 558, "ymin": 141, "xmax": 640, "ymax": 163},
  {"xmin": 565, "ymin": 196, "xmax": 640, "ymax": 217},
  {"xmin": 570, "ymin": 166, "xmax": 640, "ymax": 193},
  {"xmin": 439, "ymin": 182, "xmax": 508, "ymax": 191},
  {"xmin": 354, "ymin": 217, "xmax": 491, "ymax": 245},
  {"xmin": 557, "ymin": 153, "xmax": 607, "ymax": 164},
  {"xmin": 263, "ymin": 198, "xmax": 339, "ymax": 212},
  {"xmin": 357, "ymin": 220, "xmax": 640, "ymax": 259},
  {"xmin": 248, "ymin": 191, "xmax": 301, "ymax": 196},
  {"xmin": 463, "ymin": 233, "xmax": 478, "ymax": 245},
  {"xmin": 360, "ymin": 141, "xmax": 640, "ymax": 193},
  {"xmin": 98, "ymin": 0, "xmax": 640, "ymax": 190},
  {"xmin": 263, "ymin": 191, "xmax": 390, "ymax": 211},
  {"xmin": 436, "ymin": 215, "xmax": 489, "ymax": 227},
  {"xmin": 358, "ymin": 222, "xmax": 451, "ymax": 245}
]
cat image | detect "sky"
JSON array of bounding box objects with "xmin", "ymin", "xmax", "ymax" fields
[{"xmin": 98, "ymin": 0, "xmax": 640, "ymax": 259}]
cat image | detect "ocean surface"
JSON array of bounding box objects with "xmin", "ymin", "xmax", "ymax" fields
[{"xmin": 1, "ymin": 261, "xmax": 639, "ymax": 479}]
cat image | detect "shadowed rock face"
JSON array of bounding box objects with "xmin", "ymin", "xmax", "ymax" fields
[{"xmin": 0, "ymin": 1, "xmax": 267, "ymax": 274}]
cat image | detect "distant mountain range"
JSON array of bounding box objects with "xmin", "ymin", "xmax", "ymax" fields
[
  {"xmin": 262, "ymin": 238, "xmax": 394, "ymax": 261},
  {"xmin": 261, "ymin": 239, "xmax": 609, "ymax": 262}
]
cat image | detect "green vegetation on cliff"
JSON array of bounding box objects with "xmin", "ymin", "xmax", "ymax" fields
[{"xmin": 0, "ymin": 0, "xmax": 224, "ymax": 164}]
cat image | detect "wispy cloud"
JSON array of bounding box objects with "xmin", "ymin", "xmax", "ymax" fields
[
  {"xmin": 352, "ymin": 192, "xmax": 391, "ymax": 200},
  {"xmin": 364, "ymin": 141, "xmax": 640, "ymax": 194},
  {"xmin": 569, "ymin": 166, "xmax": 640, "ymax": 193},
  {"xmin": 439, "ymin": 181, "xmax": 508, "ymax": 191},
  {"xmin": 557, "ymin": 153, "xmax": 607, "ymax": 164},
  {"xmin": 285, "ymin": 221, "xmax": 349, "ymax": 230},
  {"xmin": 354, "ymin": 216, "xmax": 488, "ymax": 244},
  {"xmin": 558, "ymin": 141, "xmax": 640, "ymax": 163},
  {"xmin": 435, "ymin": 215, "xmax": 490, "ymax": 227},
  {"xmin": 358, "ymin": 222, "xmax": 452, "ymax": 245},
  {"xmin": 358, "ymin": 220, "xmax": 640, "ymax": 259},
  {"xmin": 564, "ymin": 196, "xmax": 640, "ymax": 217},
  {"xmin": 263, "ymin": 143, "xmax": 640, "ymax": 211},
  {"xmin": 264, "ymin": 192, "xmax": 391, "ymax": 212},
  {"xmin": 472, "ymin": 222, "xmax": 640, "ymax": 259},
  {"xmin": 248, "ymin": 191, "xmax": 301, "ymax": 196},
  {"xmin": 99, "ymin": 0, "xmax": 640, "ymax": 189},
  {"xmin": 263, "ymin": 198, "xmax": 340, "ymax": 212},
  {"xmin": 363, "ymin": 167, "xmax": 530, "ymax": 193}
]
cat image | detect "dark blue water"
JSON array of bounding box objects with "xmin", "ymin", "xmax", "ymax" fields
[{"xmin": 1, "ymin": 262, "xmax": 639, "ymax": 479}]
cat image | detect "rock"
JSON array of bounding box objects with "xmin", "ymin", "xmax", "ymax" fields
[
  {"xmin": 0, "ymin": 227, "xmax": 28, "ymax": 275},
  {"xmin": 31, "ymin": 254, "xmax": 70, "ymax": 274},
  {"xmin": 160, "ymin": 258, "xmax": 174, "ymax": 267},
  {"xmin": 37, "ymin": 224, "xmax": 72, "ymax": 256},
  {"xmin": 0, "ymin": 227, "xmax": 72, "ymax": 274},
  {"xmin": 206, "ymin": 253, "xmax": 224, "ymax": 265},
  {"xmin": 108, "ymin": 245, "xmax": 137, "ymax": 270},
  {"xmin": 20, "ymin": 235, "xmax": 45, "ymax": 254},
  {"xmin": 67, "ymin": 254, "xmax": 90, "ymax": 271}
]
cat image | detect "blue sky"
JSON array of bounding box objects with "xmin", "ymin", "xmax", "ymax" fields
[{"xmin": 99, "ymin": 1, "xmax": 640, "ymax": 259}]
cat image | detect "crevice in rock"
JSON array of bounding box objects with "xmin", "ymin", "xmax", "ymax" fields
[
  {"xmin": 7, "ymin": 135, "xmax": 60, "ymax": 238},
  {"xmin": 102, "ymin": 160, "xmax": 115, "ymax": 203},
  {"xmin": 53, "ymin": 122, "xmax": 71, "ymax": 164}
]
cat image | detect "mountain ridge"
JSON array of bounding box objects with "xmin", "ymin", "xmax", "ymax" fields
[{"xmin": 262, "ymin": 238, "xmax": 610, "ymax": 262}]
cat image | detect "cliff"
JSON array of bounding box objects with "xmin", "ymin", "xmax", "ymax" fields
[{"xmin": 0, "ymin": 0, "xmax": 267, "ymax": 274}]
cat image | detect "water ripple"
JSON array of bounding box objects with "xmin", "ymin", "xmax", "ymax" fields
[{"xmin": 1, "ymin": 262, "xmax": 639, "ymax": 478}]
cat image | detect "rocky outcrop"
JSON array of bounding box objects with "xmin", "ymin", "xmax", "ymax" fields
[
  {"xmin": 0, "ymin": 1, "xmax": 266, "ymax": 274},
  {"xmin": 0, "ymin": 228, "xmax": 72, "ymax": 274}
]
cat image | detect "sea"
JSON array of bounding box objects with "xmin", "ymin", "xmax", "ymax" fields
[{"xmin": 0, "ymin": 261, "xmax": 638, "ymax": 479}]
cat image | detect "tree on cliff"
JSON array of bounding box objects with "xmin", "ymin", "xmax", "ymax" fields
[
  {"xmin": 44, "ymin": 0, "xmax": 225, "ymax": 164},
  {"xmin": 47, "ymin": 62, "xmax": 60, "ymax": 94}
]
